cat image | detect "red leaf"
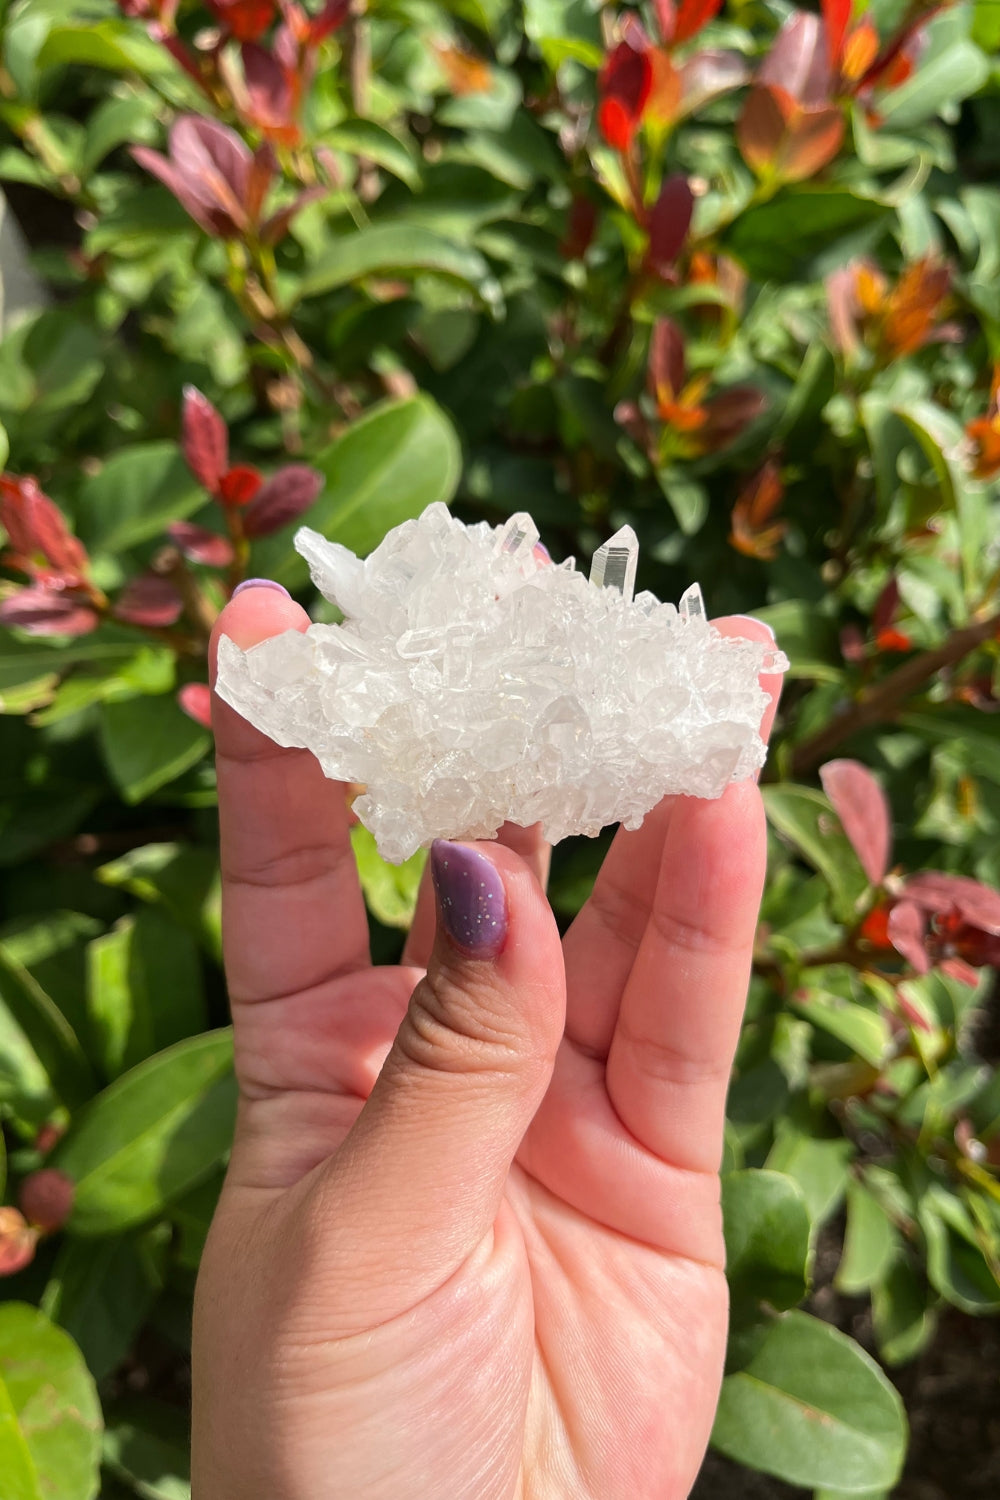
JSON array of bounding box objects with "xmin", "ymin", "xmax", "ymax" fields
[
  {"xmin": 647, "ymin": 318, "xmax": 686, "ymax": 402},
  {"xmin": 759, "ymin": 12, "xmax": 833, "ymax": 106},
  {"xmin": 182, "ymin": 386, "xmax": 229, "ymax": 492},
  {"xmin": 113, "ymin": 575, "xmax": 184, "ymax": 628},
  {"xmin": 206, "ymin": 0, "xmax": 277, "ymax": 41},
  {"xmin": 0, "ymin": 474, "xmax": 88, "ymax": 581},
  {"xmin": 651, "ymin": 0, "xmax": 675, "ymax": 44},
  {"xmin": 821, "ymin": 0, "xmax": 853, "ymax": 68},
  {"xmin": 701, "ymin": 386, "xmax": 767, "ymax": 445},
  {"xmin": 561, "ymin": 196, "xmax": 598, "ymax": 260},
  {"xmin": 19, "ymin": 1169, "xmax": 74, "ymax": 1232},
  {"xmin": 672, "ymin": 0, "xmax": 723, "ymax": 47},
  {"xmin": 819, "ymin": 758, "xmax": 892, "ymax": 884},
  {"xmin": 903, "ymin": 872, "xmax": 1000, "ymax": 937},
  {"xmin": 597, "ymin": 41, "xmax": 653, "ymax": 150},
  {"xmin": 778, "ymin": 104, "xmax": 845, "ymax": 182},
  {"xmin": 0, "ymin": 1208, "xmax": 38, "ymax": 1277},
  {"xmin": 218, "ymin": 465, "xmax": 264, "ymax": 508},
  {"xmin": 0, "ymin": 586, "xmax": 98, "ymax": 636},
  {"xmin": 241, "ymin": 42, "xmax": 299, "ymax": 137},
  {"xmin": 872, "ymin": 576, "xmax": 900, "ymax": 635},
  {"xmin": 887, "ymin": 900, "xmax": 931, "ymax": 973},
  {"xmin": 647, "ymin": 174, "xmax": 694, "ymax": 276},
  {"xmin": 242, "ymin": 464, "xmax": 323, "ymax": 536},
  {"xmin": 134, "ymin": 117, "xmax": 254, "ymax": 239},
  {"xmin": 167, "ymin": 521, "xmax": 234, "ymax": 567},
  {"xmin": 307, "ymin": 0, "xmax": 350, "ymax": 44},
  {"xmin": 875, "ymin": 627, "xmax": 912, "ymax": 654},
  {"xmin": 179, "ymin": 682, "xmax": 214, "ymax": 728}
]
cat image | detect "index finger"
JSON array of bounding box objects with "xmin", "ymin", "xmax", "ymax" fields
[{"xmin": 211, "ymin": 585, "xmax": 370, "ymax": 1010}]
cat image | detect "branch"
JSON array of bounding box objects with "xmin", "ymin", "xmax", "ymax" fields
[{"xmin": 790, "ymin": 610, "xmax": 1000, "ymax": 775}]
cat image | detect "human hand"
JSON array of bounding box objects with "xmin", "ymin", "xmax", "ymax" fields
[{"xmin": 192, "ymin": 583, "xmax": 782, "ymax": 1500}]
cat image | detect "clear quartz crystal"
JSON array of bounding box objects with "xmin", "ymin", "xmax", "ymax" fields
[
  {"xmin": 589, "ymin": 524, "xmax": 638, "ymax": 603},
  {"xmin": 215, "ymin": 506, "xmax": 789, "ymax": 862}
]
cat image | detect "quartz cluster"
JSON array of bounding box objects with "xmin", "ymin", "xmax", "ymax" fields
[{"xmin": 216, "ymin": 504, "xmax": 788, "ymax": 862}]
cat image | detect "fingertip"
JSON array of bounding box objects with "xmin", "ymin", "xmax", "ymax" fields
[
  {"xmin": 209, "ymin": 584, "xmax": 311, "ymax": 683},
  {"xmin": 713, "ymin": 613, "xmax": 783, "ymax": 745}
]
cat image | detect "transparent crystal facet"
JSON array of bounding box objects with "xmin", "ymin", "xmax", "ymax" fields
[
  {"xmin": 215, "ymin": 507, "xmax": 789, "ymax": 862},
  {"xmin": 589, "ymin": 524, "xmax": 638, "ymax": 603}
]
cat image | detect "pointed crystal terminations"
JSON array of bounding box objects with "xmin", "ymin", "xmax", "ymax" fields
[
  {"xmin": 679, "ymin": 582, "xmax": 706, "ymax": 621},
  {"xmin": 494, "ymin": 511, "xmax": 540, "ymax": 561},
  {"xmin": 589, "ymin": 524, "xmax": 639, "ymax": 604}
]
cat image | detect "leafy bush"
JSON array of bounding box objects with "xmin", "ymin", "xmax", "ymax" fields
[{"xmin": 1, "ymin": 0, "xmax": 999, "ymax": 1495}]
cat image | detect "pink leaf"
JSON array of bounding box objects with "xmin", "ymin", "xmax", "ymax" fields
[
  {"xmin": 651, "ymin": 0, "xmax": 676, "ymax": 43},
  {"xmin": 242, "ymin": 42, "xmax": 296, "ymax": 132},
  {"xmin": 826, "ymin": 265, "xmax": 861, "ymax": 358},
  {"xmin": 647, "ymin": 174, "xmax": 694, "ymax": 277},
  {"xmin": 113, "ymin": 575, "xmax": 184, "ymax": 628},
  {"xmin": 178, "ymin": 682, "xmax": 213, "ymax": 728},
  {"xmin": 0, "ymin": 586, "xmax": 98, "ymax": 636},
  {"xmin": 678, "ymin": 49, "xmax": 748, "ymax": 118},
  {"xmin": 242, "ymin": 464, "xmax": 324, "ymax": 536},
  {"xmin": 940, "ymin": 958, "xmax": 981, "ymax": 987},
  {"xmin": 182, "ymin": 386, "xmax": 229, "ymax": 493},
  {"xmin": 887, "ymin": 900, "xmax": 931, "ymax": 973},
  {"xmin": 170, "ymin": 115, "xmax": 252, "ymax": 212},
  {"xmin": 131, "ymin": 145, "xmax": 234, "ymax": 237},
  {"xmin": 903, "ymin": 872, "xmax": 1000, "ymax": 937},
  {"xmin": 759, "ymin": 12, "xmax": 833, "ymax": 106},
  {"xmin": 820, "ymin": 759, "xmax": 892, "ymax": 884},
  {"xmin": 167, "ymin": 521, "xmax": 234, "ymax": 567}
]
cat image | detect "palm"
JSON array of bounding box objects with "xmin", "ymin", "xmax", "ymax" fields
[{"xmin": 193, "ymin": 587, "xmax": 779, "ymax": 1500}]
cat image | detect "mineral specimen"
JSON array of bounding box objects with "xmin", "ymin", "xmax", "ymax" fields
[{"xmin": 216, "ymin": 504, "xmax": 788, "ymax": 862}]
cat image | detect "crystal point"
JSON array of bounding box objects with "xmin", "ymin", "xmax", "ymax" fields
[
  {"xmin": 215, "ymin": 507, "xmax": 789, "ymax": 862},
  {"xmin": 590, "ymin": 525, "xmax": 638, "ymax": 603}
]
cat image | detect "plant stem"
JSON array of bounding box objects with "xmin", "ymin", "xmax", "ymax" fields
[{"xmin": 790, "ymin": 610, "xmax": 1000, "ymax": 774}]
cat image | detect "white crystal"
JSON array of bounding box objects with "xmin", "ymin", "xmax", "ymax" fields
[
  {"xmin": 215, "ymin": 504, "xmax": 789, "ymax": 862},
  {"xmin": 589, "ymin": 524, "xmax": 638, "ymax": 603}
]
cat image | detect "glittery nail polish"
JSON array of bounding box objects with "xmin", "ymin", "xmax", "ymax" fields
[
  {"xmin": 431, "ymin": 840, "xmax": 508, "ymax": 958},
  {"xmin": 232, "ymin": 578, "xmax": 291, "ymax": 598}
]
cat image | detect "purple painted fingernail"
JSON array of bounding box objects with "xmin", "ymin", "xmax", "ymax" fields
[
  {"xmin": 431, "ymin": 841, "xmax": 508, "ymax": 959},
  {"xmin": 232, "ymin": 578, "xmax": 290, "ymax": 599}
]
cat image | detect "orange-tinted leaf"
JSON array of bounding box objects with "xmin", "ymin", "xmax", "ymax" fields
[
  {"xmin": 435, "ymin": 42, "xmax": 492, "ymax": 95},
  {"xmin": 841, "ymin": 19, "xmax": 880, "ymax": 83},
  {"xmin": 880, "ymin": 258, "xmax": 951, "ymax": 358},
  {"xmin": 778, "ymin": 103, "xmax": 846, "ymax": 182},
  {"xmin": 819, "ymin": 758, "xmax": 892, "ymax": 884},
  {"xmin": 672, "ymin": 0, "xmax": 723, "ymax": 46},
  {"xmin": 875, "ymin": 627, "xmax": 912, "ymax": 653},
  {"xmin": 737, "ymin": 85, "xmax": 790, "ymax": 175},
  {"xmin": 966, "ymin": 414, "xmax": 1000, "ymax": 480},
  {"xmin": 598, "ymin": 41, "xmax": 653, "ymax": 150},
  {"xmin": 646, "ymin": 48, "xmax": 682, "ymax": 125},
  {"xmin": 218, "ymin": 464, "xmax": 264, "ymax": 507}
]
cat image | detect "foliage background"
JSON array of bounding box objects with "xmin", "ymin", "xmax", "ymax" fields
[{"xmin": 0, "ymin": 0, "xmax": 999, "ymax": 1496}]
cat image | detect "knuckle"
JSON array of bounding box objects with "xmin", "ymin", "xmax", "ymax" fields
[{"xmin": 394, "ymin": 971, "xmax": 530, "ymax": 1080}]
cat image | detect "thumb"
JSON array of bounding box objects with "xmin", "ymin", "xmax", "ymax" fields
[{"xmin": 303, "ymin": 840, "xmax": 565, "ymax": 1324}]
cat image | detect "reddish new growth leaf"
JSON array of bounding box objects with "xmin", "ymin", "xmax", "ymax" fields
[
  {"xmin": 0, "ymin": 473, "xmax": 89, "ymax": 586},
  {"xmin": 598, "ymin": 41, "xmax": 653, "ymax": 151},
  {"xmin": 218, "ymin": 464, "xmax": 264, "ymax": 507},
  {"xmin": 240, "ymin": 42, "xmax": 302, "ymax": 145},
  {"xmin": 0, "ymin": 586, "xmax": 99, "ymax": 636},
  {"xmin": 242, "ymin": 464, "xmax": 324, "ymax": 536},
  {"xmin": 646, "ymin": 174, "xmax": 694, "ymax": 279},
  {"xmin": 182, "ymin": 386, "xmax": 229, "ymax": 493},
  {"xmin": 207, "ymin": 0, "xmax": 277, "ymax": 41},
  {"xmin": 671, "ymin": 0, "xmax": 724, "ymax": 47},
  {"xmin": 167, "ymin": 521, "xmax": 234, "ymax": 568},
  {"xmin": 0, "ymin": 1208, "xmax": 38, "ymax": 1277},
  {"xmin": 179, "ymin": 682, "xmax": 214, "ymax": 728},
  {"xmin": 965, "ymin": 365, "xmax": 1000, "ymax": 480},
  {"xmin": 738, "ymin": 86, "xmax": 844, "ymax": 184},
  {"xmin": 113, "ymin": 574, "xmax": 185, "ymax": 628},
  {"xmin": 561, "ymin": 197, "xmax": 598, "ymax": 261},
  {"xmin": 729, "ymin": 458, "xmax": 787, "ymax": 561},
  {"xmin": 759, "ymin": 13, "xmax": 833, "ymax": 107},
  {"xmin": 820, "ymin": 759, "xmax": 892, "ymax": 885},
  {"xmin": 647, "ymin": 318, "xmax": 764, "ymax": 457},
  {"xmin": 19, "ymin": 1169, "xmax": 75, "ymax": 1232}
]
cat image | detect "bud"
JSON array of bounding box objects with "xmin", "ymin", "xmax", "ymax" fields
[
  {"xmin": 0, "ymin": 1207, "xmax": 39, "ymax": 1276},
  {"xmin": 19, "ymin": 1168, "xmax": 75, "ymax": 1232}
]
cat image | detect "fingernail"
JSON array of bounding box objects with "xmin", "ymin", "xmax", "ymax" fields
[
  {"xmin": 533, "ymin": 541, "xmax": 551, "ymax": 565},
  {"xmin": 431, "ymin": 841, "xmax": 508, "ymax": 959},
  {"xmin": 232, "ymin": 578, "xmax": 290, "ymax": 599}
]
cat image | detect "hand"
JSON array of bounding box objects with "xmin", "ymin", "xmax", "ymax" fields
[{"xmin": 192, "ymin": 584, "xmax": 782, "ymax": 1500}]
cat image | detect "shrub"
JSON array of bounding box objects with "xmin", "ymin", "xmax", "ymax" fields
[{"xmin": 0, "ymin": 0, "xmax": 998, "ymax": 1495}]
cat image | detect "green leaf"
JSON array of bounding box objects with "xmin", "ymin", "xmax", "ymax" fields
[
  {"xmin": 99, "ymin": 694, "xmax": 211, "ymax": 804},
  {"xmin": 103, "ymin": 1399, "xmax": 190, "ymax": 1500},
  {"xmin": 86, "ymin": 910, "xmax": 207, "ymax": 1077},
  {"xmin": 298, "ymin": 225, "xmax": 499, "ymax": 308},
  {"xmin": 793, "ymin": 991, "xmax": 892, "ymax": 1068},
  {"xmin": 95, "ymin": 843, "xmax": 221, "ymax": 961},
  {"xmin": 766, "ymin": 1119, "xmax": 854, "ymax": 1229},
  {"xmin": 836, "ymin": 1178, "xmax": 897, "ymax": 1295},
  {"xmin": 0, "ymin": 419, "xmax": 8, "ymax": 470},
  {"xmin": 751, "ymin": 601, "xmax": 841, "ymax": 684},
  {"xmin": 920, "ymin": 1188, "xmax": 1000, "ymax": 1313},
  {"xmin": 78, "ymin": 442, "xmax": 204, "ymax": 553},
  {"xmin": 253, "ymin": 396, "xmax": 461, "ymax": 587},
  {"xmin": 351, "ymin": 825, "xmax": 427, "ymax": 929},
  {"xmin": 325, "ymin": 119, "xmax": 421, "ymax": 188},
  {"xmin": 656, "ymin": 470, "xmax": 708, "ymax": 535},
  {"xmin": 0, "ymin": 946, "xmax": 95, "ymax": 1110},
  {"xmin": 726, "ymin": 191, "xmax": 890, "ymax": 282},
  {"xmin": 50, "ymin": 1029, "xmax": 236, "ymax": 1236},
  {"xmin": 37, "ymin": 20, "xmax": 174, "ymax": 78},
  {"xmin": 871, "ymin": 1255, "xmax": 937, "ymax": 1366},
  {"xmin": 41, "ymin": 1228, "xmax": 167, "ymax": 1381},
  {"xmin": 0, "ymin": 1302, "xmax": 102, "ymax": 1500},
  {"xmin": 762, "ymin": 784, "xmax": 869, "ymax": 921},
  {"xmin": 79, "ymin": 94, "xmax": 159, "ymax": 179},
  {"xmin": 0, "ymin": 309, "xmax": 103, "ymax": 420},
  {"xmin": 522, "ymin": 0, "xmax": 602, "ymax": 67},
  {"xmin": 711, "ymin": 1311, "xmax": 907, "ymax": 1491},
  {"xmin": 722, "ymin": 1169, "xmax": 811, "ymax": 1311},
  {"xmin": 879, "ymin": 40, "xmax": 990, "ymax": 130}
]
